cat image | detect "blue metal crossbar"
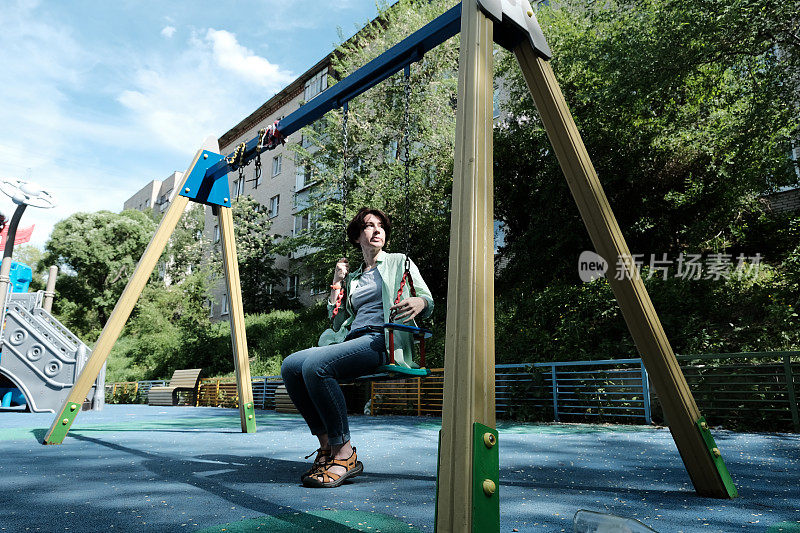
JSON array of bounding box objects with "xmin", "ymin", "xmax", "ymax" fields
[{"xmin": 201, "ymin": 3, "xmax": 463, "ymax": 189}]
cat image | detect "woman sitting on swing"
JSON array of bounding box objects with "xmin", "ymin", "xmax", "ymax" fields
[{"xmin": 281, "ymin": 207, "xmax": 433, "ymax": 488}]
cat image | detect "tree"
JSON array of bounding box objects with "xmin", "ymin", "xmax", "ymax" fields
[
  {"xmin": 41, "ymin": 210, "xmax": 157, "ymax": 340},
  {"xmin": 159, "ymin": 203, "xmax": 210, "ymax": 286},
  {"xmin": 227, "ymin": 195, "xmax": 286, "ymax": 314},
  {"xmin": 491, "ymin": 0, "xmax": 800, "ymax": 358},
  {"xmin": 494, "ymin": 0, "xmax": 799, "ymax": 287},
  {"xmin": 12, "ymin": 244, "xmax": 46, "ymax": 291},
  {"xmin": 109, "ymin": 269, "xmax": 217, "ymax": 381},
  {"xmin": 281, "ymin": 0, "xmax": 459, "ymax": 348}
]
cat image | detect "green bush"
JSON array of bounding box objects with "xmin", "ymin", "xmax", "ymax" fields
[{"xmin": 495, "ymin": 261, "xmax": 800, "ymax": 365}]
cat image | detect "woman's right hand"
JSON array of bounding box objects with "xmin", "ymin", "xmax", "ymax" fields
[{"xmin": 332, "ymin": 257, "xmax": 349, "ymax": 285}]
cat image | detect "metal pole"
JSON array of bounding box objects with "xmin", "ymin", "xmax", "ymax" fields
[
  {"xmin": 641, "ymin": 360, "xmax": 652, "ymax": 425},
  {"xmin": 551, "ymin": 365, "xmax": 559, "ymax": 422},
  {"xmin": 0, "ymin": 203, "xmax": 28, "ymax": 324},
  {"xmin": 43, "ymin": 265, "xmax": 58, "ymax": 313},
  {"xmin": 784, "ymin": 355, "xmax": 799, "ymax": 431}
]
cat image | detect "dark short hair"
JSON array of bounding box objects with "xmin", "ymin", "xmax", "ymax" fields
[{"xmin": 347, "ymin": 207, "xmax": 392, "ymax": 247}]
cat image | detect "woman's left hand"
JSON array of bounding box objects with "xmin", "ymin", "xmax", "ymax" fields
[{"xmin": 390, "ymin": 296, "xmax": 427, "ymax": 323}]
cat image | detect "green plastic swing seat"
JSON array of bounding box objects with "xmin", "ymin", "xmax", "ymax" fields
[{"xmin": 376, "ymin": 322, "xmax": 432, "ymax": 377}]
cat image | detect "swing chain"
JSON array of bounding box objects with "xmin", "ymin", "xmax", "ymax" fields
[
  {"xmin": 401, "ymin": 65, "xmax": 412, "ymax": 259},
  {"xmin": 252, "ymin": 129, "xmax": 265, "ymax": 184},
  {"xmin": 340, "ymin": 103, "xmax": 350, "ymax": 258},
  {"xmin": 331, "ymin": 105, "xmax": 350, "ymax": 322}
]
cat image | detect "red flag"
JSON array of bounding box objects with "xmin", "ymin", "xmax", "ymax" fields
[{"xmin": 0, "ymin": 224, "xmax": 35, "ymax": 248}]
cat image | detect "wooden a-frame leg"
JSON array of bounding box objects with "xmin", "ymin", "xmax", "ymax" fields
[
  {"xmin": 217, "ymin": 205, "xmax": 257, "ymax": 433},
  {"xmin": 513, "ymin": 42, "xmax": 736, "ymax": 498},
  {"xmin": 44, "ymin": 182, "xmax": 193, "ymax": 445},
  {"xmin": 436, "ymin": 2, "xmax": 498, "ymax": 532}
]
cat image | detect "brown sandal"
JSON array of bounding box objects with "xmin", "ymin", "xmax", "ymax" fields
[
  {"xmin": 303, "ymin": 447, "xmax": 363, "ymax": 488},
  {"xmin": 300, "ymin": 447, "xmax": 331, "ymax": 482}
]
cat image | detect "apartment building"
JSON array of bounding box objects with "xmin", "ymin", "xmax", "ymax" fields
[
  {"xmin": 123, "ymin": 171, "xmax": 184, "ymax": 214},
  {"xmin": 206, "ymin": 58, "xmax": 332, "ymax": 318}
]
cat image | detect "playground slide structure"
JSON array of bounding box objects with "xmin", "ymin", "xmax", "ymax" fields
[{"xmin": 0, "ymin": 265, "xmax": 103, "ymax": 413}]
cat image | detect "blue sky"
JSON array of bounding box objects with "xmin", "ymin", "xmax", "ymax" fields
[{"xmin": 0, "ymin": 0, "xmax": 388, "ymax": 248}]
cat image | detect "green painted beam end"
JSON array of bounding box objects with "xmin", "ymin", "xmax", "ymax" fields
[
  {"xmin": 43, "ymin": 402, "xmax": 81, "ymax": 445},
  {"xmin": 243, "ymin": 402, "xmax": 257, "ymax": 433},
  {"xmin": 696, "ymin": 417, "xmax": 738, "ymax": 498},
  {"xmin": 472, "ymin": 422, "xmax": 499, "ymax": 532}
]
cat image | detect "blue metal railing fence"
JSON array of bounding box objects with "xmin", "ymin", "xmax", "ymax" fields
[{"xmin": 104, "ymin": 352, "xmax": 800, "ymax": 431}]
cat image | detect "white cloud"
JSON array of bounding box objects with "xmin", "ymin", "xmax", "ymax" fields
[
  {"xmin": 117, "ymin": 29, "xmax": 295, "ymax": 154},
  {"xmin": 161, "ymin": 25, "xmax": 176, "ymax": 38},
  {"xmin": 205, "ymin": 29, "xmax": 294, "ymax": 88}
]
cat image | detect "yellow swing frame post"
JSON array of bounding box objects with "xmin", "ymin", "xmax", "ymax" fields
[
  {"xmin": 44, "ymin": 138, "xmax": 256, "ymax": 445},
  {"xmin": 437, "ymin": 1, "xmax": 736, "ymax": 531}
]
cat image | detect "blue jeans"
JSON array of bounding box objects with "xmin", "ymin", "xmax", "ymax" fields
[{"xmin": 280, "ymin": 330, "xmax": 387, "ymax": 445}]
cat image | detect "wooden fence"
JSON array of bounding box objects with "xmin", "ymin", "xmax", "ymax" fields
[
  {"xmin": 369, "ymin": 369, "xmax": 445, "ymax": 416},
  {"xmin": 195, "ymin": 376, "xmax": 284, "ymax": 409},
  {"xmin": 104, "ymin": 352, "xmax": 800, "ymax": 432}
]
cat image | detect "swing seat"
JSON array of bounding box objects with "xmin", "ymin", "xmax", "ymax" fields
[
  {"xmin": 375, "ymin": 365, "xmax": 432, "ymax": 377},
  {"xmin": 379, "ymin": 322, "xmax": 433, "ymax": 376}
]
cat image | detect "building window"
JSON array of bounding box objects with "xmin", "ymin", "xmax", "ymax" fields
[
  {"xmin": 287, "ymin": 274, "xmax": 299, "ymax": 299},
  {"xmin": 221, "ymin": 294, "xmax": 229, "ymax": 315},
  {"xmin": 214, "ymin": 224, "xmax": 220, "ymax": 243},
  {"xmin": 293, "ymin": 213, "xmax": 311, "ymax": 235},
  {"xmin": 269, "ymin": 195, "xmax": 280, "ymax": 218},
  {"xmin": 272, "ymin": 154, "xmax": 282, "ymax": 177},
  {"xmin": 310, "ymin": 275, "xmax": 326, "ymax": 295},
  {"xmin": 304, "ymin": 68, "xmax": 328, "ymax": 101},
  {"xmin": 232, "ymin": 177, "xmax": 244, "ymax": 198},
  {"xmin": 296, "ymin": 165, "xmax": 316, "ymax": 191},
  {"xmin": 384, "ymin": 139, "xmax": 399, "ymax": 161}
]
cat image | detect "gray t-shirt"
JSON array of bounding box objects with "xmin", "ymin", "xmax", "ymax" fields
[{"xmin": 349, "ymin": 267, "xmax": 385, "ymax": 331}]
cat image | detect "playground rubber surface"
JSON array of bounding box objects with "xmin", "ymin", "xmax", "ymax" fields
[{"xmin": 0, "ymin": 405, "xmax": 798, "ymax": 532}]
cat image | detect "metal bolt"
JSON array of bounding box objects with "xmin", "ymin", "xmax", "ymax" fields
[
  {"xmin": 203, "ymin": 153, "xmax": 208, "ymax": 159},
  {"xmin": 482, "ymin": 479, "xmax": 496, "ymax": 496},
  {"xmin": 224, "ymin": 198, "xmax": 229, "ymax": 203},
  {"xmin": 62, "ymin": 418, "xmax": 69, "ymax": 425},
  {"xmin": 248, "ymin": 415, "xmax": 253, "ymax": 420},
  {"xmin": 712, "ymin": 447, "xmax": 721, "ymax": 457},
  {"xmin": 527, "ymin": 9, "xmax": 533, "ymax": 17},
  {"xmin": 184, "ymin": 187, "xmax": 190, "ymax": 193},
  {"xmin": 483, "ymin": 432, "xmax": 496, "ymax": 448},
  {"xmin": 70, "ymin": 403, "xmax": 77, "ymax": 411},
  {"xmin": 700, "ymin": 422, "xmax": 708, "ymax": 430}
]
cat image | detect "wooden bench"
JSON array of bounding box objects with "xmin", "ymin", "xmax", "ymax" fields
[
  {"xmin": 274, "ymin": 385, "xmax": 300, "ymax": 414},
  {"xmin": 148, "ymin": 369, "xmax": 202, "ymax": 406}
]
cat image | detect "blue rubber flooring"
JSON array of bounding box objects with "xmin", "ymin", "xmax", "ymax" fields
[{"xmin": 0, "ymin": 405, "xmax": 798, "ymax": 532}]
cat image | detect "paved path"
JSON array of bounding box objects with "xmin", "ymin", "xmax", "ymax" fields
[{"xmin": 0, "ymin": 405, "xmax": 798, "ymax": 532}]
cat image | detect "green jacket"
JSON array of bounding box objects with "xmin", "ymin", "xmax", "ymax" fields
[{"xmin": 318, "ymin": 251, "xmax": 434, "ymax": 368}]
